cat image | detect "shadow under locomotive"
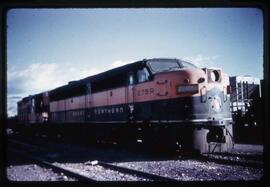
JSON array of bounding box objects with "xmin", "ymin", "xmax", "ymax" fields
[{"xmin": 6, "ymin": 134, "xmax": 184, "ymax": 166}]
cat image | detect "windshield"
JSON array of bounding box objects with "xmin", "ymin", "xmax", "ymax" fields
[
  {"xmin": 147, "ymin": 59, "xmax": 181, "ymax": 73},
  {"xmin": 180, "ymin": 61, "xmax": 197, "ymax": 69},
  {"xmin": 147, "ymin": 59, "xmax": 197, "ymax": 73}
]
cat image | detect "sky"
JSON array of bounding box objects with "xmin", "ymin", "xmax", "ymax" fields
[{"xmin": 6, "ymin": 8, "xmax": 263, "ymax": 116}]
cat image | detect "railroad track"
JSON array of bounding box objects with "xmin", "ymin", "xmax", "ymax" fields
[
  {"xmin": 8, "ymin": 148, "xmax": 94, "ymax": 181},
  {"xmin": 7, "ymin": 137, "xmax": 263, "ymax": 181},
  {"xmin": 7, "ymin": 139, "xmax": 178, "ymax": 181},
  {"xmin": 206, "ymin": 152, "xmax": 263, "ymax": 161},
  {"xmin": 198, "ymin": 153, "xmax": 263, "ymax": 169},
  {"xmin": 95, "ymin": 161, "xmax": 177, "ymax": 181}
]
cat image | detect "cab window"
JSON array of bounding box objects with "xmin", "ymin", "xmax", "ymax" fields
[
  {"xmin": 129, "ymin": 74, "xmax": 135, "ymax": 85},
  {"xmin": 137, "ymin": 67, "xmax": 150, "ymax": 83}
]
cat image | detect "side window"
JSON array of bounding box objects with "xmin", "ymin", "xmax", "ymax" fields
[
  {"xmin": 91, "ymin": 73, "xmax": 127, "ymax": 93},
  {"xmin": 129, "ymin": 74, "xmax": 135, "ymax": 85},
  {"xmin": 31, "ymin": 98, "xmax": 35, "ymax": 113},
  {"xmin": 137, "ymin": 67, "xmax": 150, "ymax": 83},
  {"xmin": 86, "ymin": 83, "xmax": 91, "ymax": 94}
]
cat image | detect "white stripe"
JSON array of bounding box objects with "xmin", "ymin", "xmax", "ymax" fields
[
  {"xmin": 148, "ymin": 118, "xmax": 232, "ymax": 123},
  {"xmin": 89, "ymin": 118, "xmax": 232, "ymax": 124},
  {"xmin": 90, "ymin": 121, "xmax": 128, "ymax": 123}
]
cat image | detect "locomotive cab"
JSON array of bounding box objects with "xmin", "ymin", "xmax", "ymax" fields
[{"xmin": 141, "ymin": 58, "xmax": 234, "ymax": 153}]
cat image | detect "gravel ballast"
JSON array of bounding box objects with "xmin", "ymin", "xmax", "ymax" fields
[{"xmin": 6, "ymin": 134, "xmax": 264, "ymax": 181}]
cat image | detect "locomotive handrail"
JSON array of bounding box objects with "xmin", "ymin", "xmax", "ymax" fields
[
  {"xmin": 223, "ymin": 86, "xmax": 227, "ymax": 102},
  {"xmin": 200, "ymin": 86, "xmax": 207, "ymax": 103}
]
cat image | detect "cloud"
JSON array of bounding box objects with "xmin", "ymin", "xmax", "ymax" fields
[
  {"xmin": 110, "ymin": 60, "xmax": 132, "ymax": 68},
  {"xmin": 8, "ymin": 60, "xmax": 133, "ymax": 97},
  {"xmin": 8, "ymin": 63, "xmax": 101, "ymax": 96},
  {"xmin": 7, "ymin": 60, "xmax": 133, "ymax": 117},
  {"xmin": 182, "ymin": 54, "xmax": 219, "ymax": 68},
  {"xmin": 7, "ymin": 95, "xmax": 23, "ymax": 117},
  {"xmin": 7, "ymin": 63, "xmax": 103, "ymax": 116}
]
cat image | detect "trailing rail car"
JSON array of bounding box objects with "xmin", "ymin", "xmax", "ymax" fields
[
  {"xmin": 17, "ymin": 92, "xmax": 49, "ymax": 124},
  {"xmin": 17, "ymin": 58, "xmax": 234, "ymax": 153}
]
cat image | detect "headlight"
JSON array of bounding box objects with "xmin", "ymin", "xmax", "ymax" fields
[
  {"xmin": 177, "ymin": 84, "xmax": 199, "ymax": 94},
  {"xmin": 209, "ymin": 70, "xmax": 220, "ymax": 82}
]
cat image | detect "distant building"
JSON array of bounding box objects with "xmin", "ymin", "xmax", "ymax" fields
[{"xmin": 229, "ymin": 75, "xmax": 261, "ymax": 113}]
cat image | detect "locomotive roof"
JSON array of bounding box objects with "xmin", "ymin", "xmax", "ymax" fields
[
  {"xmin": 48, "ymin": 59, "xmax": 145, "ymax": 100},
  {"xmin": 78, "ymin": 60, "xmax": 145, "ymax": 84},
  {"xmin": 50, "ymin": 58, "xmax": 187, "ymax": 92},
  {"xmin": 20, "ymin": 58, "xmax": 196, "ymax": 102},
  {"xmin": 52, "ymin": 58, "xmax": 187, "ymax": 89}
]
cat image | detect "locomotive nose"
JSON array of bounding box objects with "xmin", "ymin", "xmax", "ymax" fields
[{"xmin": 211, "ymin": 96, "xmax": 222, "ymax": 112}]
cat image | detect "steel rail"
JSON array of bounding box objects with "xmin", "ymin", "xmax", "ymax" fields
[
  {"xmin": 198, "ymin": 154, "xmax": 263, "ymax": 169},
  {"xmin": 97, "ymin": 161, "xmax": 178, "ymax": 182},
  {"xmin": 9, "ymin": 137, "xmax": 262, "ymax": 181},
  {"xmin": 8, "ymin": 148, "xmax": 96, "ymax": 182},
  {"xmin": 8, "ymin": 139, "xmax": 177, "ymax": 181},
  {"xmin": 205, "ymin": 152, "xmax": 263, "ymax": 161}
]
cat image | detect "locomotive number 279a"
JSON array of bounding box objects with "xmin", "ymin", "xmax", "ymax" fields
[{"xmin": 137, "ymin": 88, "xmax": 154, "ymax": 96}]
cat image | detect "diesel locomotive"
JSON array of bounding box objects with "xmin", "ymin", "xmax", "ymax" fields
[{"xmin": 17, "ymin": 58, "xmax": 234, "ymax": 153}]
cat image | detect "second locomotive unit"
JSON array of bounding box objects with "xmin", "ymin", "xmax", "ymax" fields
[{"xmin": 17, "ymin": 58, "xmax": 234, "ymax": 153}]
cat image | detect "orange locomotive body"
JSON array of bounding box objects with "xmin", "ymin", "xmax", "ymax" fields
[{"xmin": 17, "ymin": 58, "xmax": 233, "ymax": 153}]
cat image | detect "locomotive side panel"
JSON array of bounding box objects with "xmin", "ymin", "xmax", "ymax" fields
[
  {"xmin": 65, "ymin": 95, "xmax": 86, "ymax": 110},
  {"xmin": 50, "ymin": 99, "xmax": 66, "ymax": 123},
  {"xmin": 65, "ymin": 109, "xmax": 85, "ymax": 123},
  {"xmin": 88, "ymin": 88, "xmax": 128, "ymax": 122},
  {"xmin": 65, "ymin": 95, "xmax": 86, "ymax": 123},
  {"xmin": 108, "ymin": 87, "xmax": 126, "ymax": 106},
  {"xmin": 132, "ymin": 69, "xmax": 231, "ymax": 124},
  {"xmin": 49, "ymin": 101, "xmax": 58, "ymax": 113},
  {"xmin": 91, "ymin": 91, "xmax": 108, "ymax": 107}
]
